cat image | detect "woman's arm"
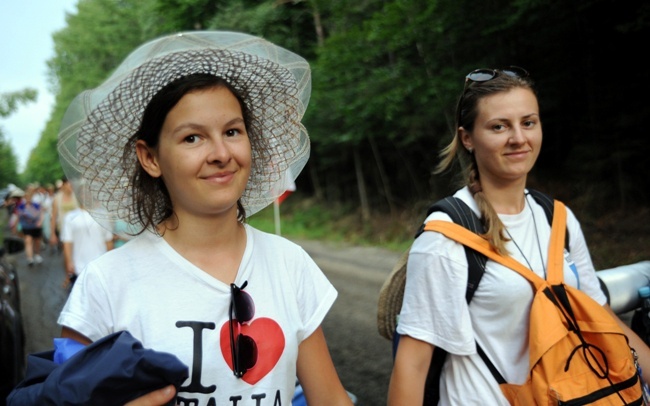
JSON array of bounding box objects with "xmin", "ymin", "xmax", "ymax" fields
[
  {"xmin": 61, "ymin": 326, "xmax": 93, "ymax": 345},
  {"xmin": 62, "ymin": 242, "xmax": 75, "ymax": 285},
  {"xmin": 606, "ymin": 306, "xmax": 650, "ymax": 386},
  {"xmin": 388, "ymin": 334, "xmax": 434, "ymax": 406},
  {"xmin": 123, "ymin": 386, "xmax": 176, "ymax": 406},
  {"xmin": 50, "ymin": 198, "xmax": 58, "ymax": 243},
  {"xmin": 296, "ymin": 326, "xmax": 353, "ymax": 406}
]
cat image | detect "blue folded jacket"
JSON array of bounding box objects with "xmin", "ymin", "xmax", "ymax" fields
[{"xmin": 7, "ymin": 330, "xmax": 189, "ymax": 406}]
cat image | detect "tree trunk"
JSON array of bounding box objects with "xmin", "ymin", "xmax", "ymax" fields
[
  {"xmin": 368, "ymin": 136, "xmax": 396, "ymax": 215},
  {"xmin": 310, "ymin": 0, "xmax": 324, "ymax": 47},
  {"xmin": 353, "ymin": 147, "xmax": 371, "ymax": 221},
  {"xmin": 308, "ymin": 160, "xmax": 323, "ymax": 200}
]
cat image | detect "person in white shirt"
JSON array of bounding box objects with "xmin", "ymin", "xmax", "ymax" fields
[
  {"xmin": 56, "ymin": 31, "xmax": 352, "ymax": 406},
  {"xmin": 388, "ymin": 67, "xmax": 650, "ymax": 405},
  {"xmin": 60, "ymin": 206, "xmax": 113, "ymax": 287}
]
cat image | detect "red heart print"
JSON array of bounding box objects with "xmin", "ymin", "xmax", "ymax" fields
[{"xmin": 220, "ymin": 317, "xmax": 285, "ymax": 384}]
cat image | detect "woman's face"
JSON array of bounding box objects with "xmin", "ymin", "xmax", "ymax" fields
[
  {"xmin": 460, "ymin": 87, "xmax": 542, "ymax": 186},
  {"xmin": 62, "ymin": 182, "xmax": 73, "ymax": 194},
  {"xmin": 136, "ymin": 85, "xmax": 252, "ymax": 220}
]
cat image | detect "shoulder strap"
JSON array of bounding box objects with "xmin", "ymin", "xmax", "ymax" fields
[
  {"xmin": 424, "ymin": 200, "xmax": 568, "ymax": 286},
  {"xmin": 527, "ymin": 189, "xmax": 570, "ymax": 250},
  {"xmin": 419, "ymin": 197, "xmax": 487, "ymax": 302},
  {"xmin": 547, "ymin": 200, "xmax": 568, "ymax": 284},
  {"xmin": 423, "ymin": 220, "xmax": 547, "ymax": 288},
  {"xmin": 527, "ymin": 189, "xmax": 554, "ymax": 223},
  {"xmin": 418, "ymin": 197, "xmax": 487, "ymax": 405}
]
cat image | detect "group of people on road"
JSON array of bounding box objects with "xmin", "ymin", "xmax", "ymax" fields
[
  {"xmin": 5, "ymin": 183, "xmax": 54, "ymax": 266},
  {"xmin": 4, "ymin": 177, "xmax": 122, "ymax": 288},
  {"xmin": 6, "ymin": 30, "xmax": 649, "ymax": 406}
]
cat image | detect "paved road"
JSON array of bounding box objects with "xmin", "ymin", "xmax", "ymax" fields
[{"xmin": 12, "ymin": 238, "xmax": 401, "ymax": 406}]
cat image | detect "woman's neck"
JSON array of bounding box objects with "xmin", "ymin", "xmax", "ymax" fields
[
  {"xmin": 479, "ymin": 178, "xmax": 527, "ymax": 215},
  {"xmin": 159, "ymin": 210, "xmax": 247, "ymax": 283},
  {"xmin": 161, "ymin": 210, "xmax": 241, "ymax": 249}
]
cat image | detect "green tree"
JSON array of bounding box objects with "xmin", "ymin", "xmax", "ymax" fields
[
  {"xmin": 0, "ymin": 88, "xmax": 38, "ymax": 117},
  {"xmin": 29, "ymin": 0, "xmax": 650, "ymax": 217},
  {"xmin": 0, "ymin": 132, "xmax": 19, "ymax": 187},
  {"xmin": 0, "ymin": 88, "xmax": 37, "ymax": 185},
  {"xmin": 24, "ymin": 0, "xmax": 146, "ymax": 183}
]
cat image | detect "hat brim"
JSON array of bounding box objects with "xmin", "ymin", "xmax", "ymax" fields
[
  {"xmin": 377, "ymin": 248, "xmax": 410, "ymax": 341},
  {"xmin": 57, "ymin": 31, "xmax": 311, "ymax": 230}
]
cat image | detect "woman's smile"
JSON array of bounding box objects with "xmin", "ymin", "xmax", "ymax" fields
[{"xmin": 145, "ymin": 85, "xmax": 252, "ymax": 219}]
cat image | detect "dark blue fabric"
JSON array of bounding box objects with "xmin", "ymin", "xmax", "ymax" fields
[{"xmin": 7, "ymin": 331, "xmax": 188, "ymax": 406}]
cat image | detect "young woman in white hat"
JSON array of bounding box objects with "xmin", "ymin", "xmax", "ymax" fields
[{"xmin": 56, "ymin": 31, "xmax": 352, "ymax": 406}]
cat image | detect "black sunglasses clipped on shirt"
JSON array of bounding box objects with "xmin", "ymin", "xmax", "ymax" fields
[{"xmin": 229, "ymin": 281, "xmax": 258, "ymax": 378}]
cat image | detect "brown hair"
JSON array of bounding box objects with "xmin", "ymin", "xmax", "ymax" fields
[
  {"xmin": 435, "ymin": 71, "xmax": 537, "ymax": 254},
  {"xmin": 123, "ymin": 74, "xmax": 252, "ymax": 234}
]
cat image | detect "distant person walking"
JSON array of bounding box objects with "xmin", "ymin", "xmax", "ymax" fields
[
  {"xmin": 50, "ymin": 177, "xmax": 79, "ymax": 253},
  {"xmin": 41, "ymin": 184, "xmax": 55, "ymax": 252},
  {"xmin": 16, "ymin": 187, "xmax": 44, "ymax": 266},
  {"xmin": 61, "ymin": 205, "xmax": 113, "ymax": 288}
]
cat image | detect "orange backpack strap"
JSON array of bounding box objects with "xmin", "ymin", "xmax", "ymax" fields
[
  {"xmin": 423, "ymin": 200, "xmax": 568, "ymax": 288},
  {"xmin": 423, "ymin": 221, "xmax": 546, "ymax": 289},
  {"xmin": 547, "ymin": 200, "xmax": 567, "ymax": 284}
]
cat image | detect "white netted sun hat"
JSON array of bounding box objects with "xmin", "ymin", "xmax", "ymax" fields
[{"xmin": 57, "ymin": 30, "xmax": 311, "ymax": 232}]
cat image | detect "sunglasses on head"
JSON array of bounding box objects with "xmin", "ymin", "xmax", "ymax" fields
[
  {"xmin": 464, "ymin": 66, "xmax": 529, "ymax": 85},
  {"xmin": 229, "ymin": 281, "xmax": 257, "ymax": 378},
  {"xmin": 457, "ymin": 66, "xmax": 530, "ymax": 125}
]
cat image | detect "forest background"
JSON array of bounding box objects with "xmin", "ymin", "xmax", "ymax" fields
[{"xmin": 0, "ymin": 0, "xmax": 648, "ymax": 269}]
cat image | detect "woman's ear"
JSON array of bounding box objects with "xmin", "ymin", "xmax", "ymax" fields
[
  {"xmin": 459, "ymin": 127, "xmax": 473, "ymax": 153},
  {"xmin": 135, "ymin": 140, "xmax": 162, "ymax": 178}
]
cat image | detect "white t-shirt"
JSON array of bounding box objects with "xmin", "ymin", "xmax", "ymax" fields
[
  {"xmin": 396, "ymin": 187, "xmax": 607, "ymax": 405},
  {"xmin": 58, "ymin": 224, "xmax": 337, "ymax": 405},
  {"xmin": 60, "ymin": 208, "xmax": 113, "ymax": 275}
]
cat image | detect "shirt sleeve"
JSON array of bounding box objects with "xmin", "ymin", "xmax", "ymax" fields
[
  {"xmin": 60, "ymin": 213, "xmax": 73, "ymax": 243},
  {"xmin": 565, "ymin": 206, "xmax": 608, "ymax": 305},
  {"xmin": 57, "ymin": 262, "xmax": 114, "ymax": 341},
  {"xmin": 396, "ymin": 213, "xmax": 477, "ymax": 355},
  {"xmin": 293, "ymin": 247, "xmax": 338, "ymax": 343}
]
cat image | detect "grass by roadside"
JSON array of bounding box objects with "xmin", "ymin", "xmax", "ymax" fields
[{"xmin": 247, "ymin": 196, "xmax": 419, "ymax": 254}]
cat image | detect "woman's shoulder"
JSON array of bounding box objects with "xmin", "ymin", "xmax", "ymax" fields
[
  {"xmin": 246, "ymin": 224, "xmax": 303, "ymax": 250},
  {"xmin": 526, "ymin": 190, "xmax": 582, "ymax": 228},
  {"xmin": 92, "ymin": 232, "xmax": 156, "ymax": 266}
]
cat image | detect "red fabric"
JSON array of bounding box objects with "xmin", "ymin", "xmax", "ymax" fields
[{"xmin": 276, "ymin": 190, "xmax": 292, "ymax": 205}]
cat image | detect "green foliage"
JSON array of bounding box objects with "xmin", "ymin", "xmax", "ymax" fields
[
  {"xmin": 0, "ymin": 131, "xmax": 19, "ymax": 187},
  {"xmin": 24, "ymin": 0, "xmax": 650, "ymax": 216},
  {"xmin": 26, "ymin": 0, "xmax": 147, "ymax": 185},
  {"xmin": 142, "ymin": 0, "xmax": 221, "ymax": 33},
  {"xmin": 0, "ymin": 88, "xmax": 37, "ymax": 184},
  {"xmin": 248, "ymin": 199, "xmax": 345, "ymax": 241},
  {"xmin": 247, "ymin": 194, "xmax": 417, "ymax": 252},
  {"xmin": 0, "ymin": 89, "xmax": 38, "ymax": 117},
  {"xmin": 206, "ymin": 0, "xmax": 320, "ymax": 58}
]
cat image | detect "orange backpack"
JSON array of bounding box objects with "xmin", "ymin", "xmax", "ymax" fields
[{"xmin": 424, "ymin": 200, "xmax": 644, "ymax": 405}]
